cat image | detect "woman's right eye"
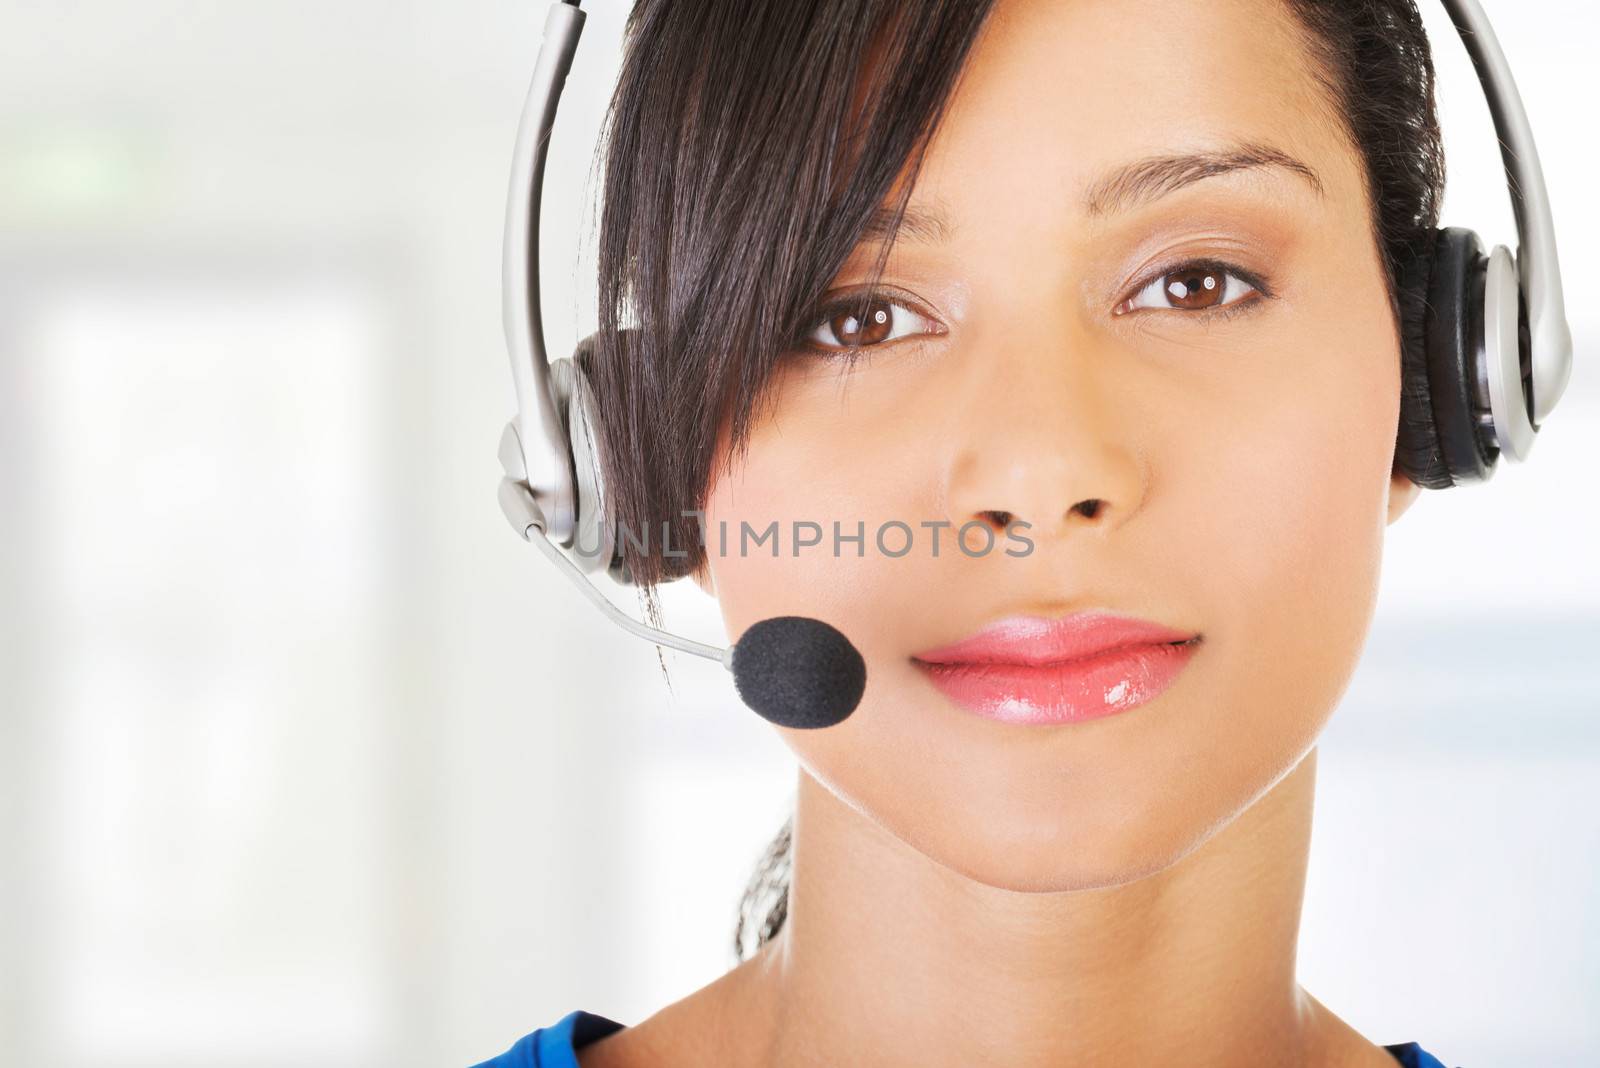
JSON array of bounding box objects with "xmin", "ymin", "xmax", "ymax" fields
[{"xmin": 802, "ymin": 291, "xmax": 942, "ymax": 355}]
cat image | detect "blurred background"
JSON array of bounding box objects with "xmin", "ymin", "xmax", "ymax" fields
[{"xmin": 1, "ymin": 0, "xmax": 1595, "ymax": 1064}]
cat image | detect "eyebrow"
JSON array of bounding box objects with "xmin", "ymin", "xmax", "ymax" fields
[
  {"xmin": 1082, "ymin": 140, "xmax": 1325, "ymax": 218},
  {"xmin": 859, "ymin": 201, "xmax": 953, "ymax": 246},
  {"xmin": 856, "ymin": 139, "xmax": 1324, "ymax": 245}
]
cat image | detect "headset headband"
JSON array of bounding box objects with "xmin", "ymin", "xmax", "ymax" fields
[
  {"xmin": 1438, "ymin": 0, "xmax": 1571, "ymax": 427},
  {"xmin": 502, "ymin": 0, "xmax": 584, "ymax": 544}
]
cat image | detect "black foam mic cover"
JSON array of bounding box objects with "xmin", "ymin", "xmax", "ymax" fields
[{"xmin": 728, "ymin": 616, "xmax": 866, "ymax": 729}]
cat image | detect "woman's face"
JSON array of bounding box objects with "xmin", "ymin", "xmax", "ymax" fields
[{"xmin": 695, "ymin": 0, "xmax": 1423, "ymax": 891}]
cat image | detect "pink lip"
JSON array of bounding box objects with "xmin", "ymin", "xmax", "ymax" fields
[{"xmin": 911, "ymin": 612, "xmax": 1201, "ymax": 725}]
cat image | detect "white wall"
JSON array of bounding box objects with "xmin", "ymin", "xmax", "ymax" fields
[{"xmin": 1, "ymin": 1, "xmax": 1594, "ymax": 1064}]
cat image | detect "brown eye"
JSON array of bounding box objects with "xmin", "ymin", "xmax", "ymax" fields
[
  {"xmin": 803, "ymin": 292, "xmax": 940, "ymax": 353},
  {"xmin": 1162, "ymin": 265, "xmax": 1228, "ymax": 309},
  {"xmin": 824, "ymin": 297, "xmax": 893, "ymax": 347},
  {"xmin": 1114, "ymin": 260, "xmax": 1265, "ymax": 317}
]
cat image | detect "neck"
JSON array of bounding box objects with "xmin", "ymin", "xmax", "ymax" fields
[{"xmin": 735, "ymin": 747, "xmax": 1330, "ymax": 1067}]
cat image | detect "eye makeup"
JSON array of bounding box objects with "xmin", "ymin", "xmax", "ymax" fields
[{"xmin": 793, "ymin": 195, "xmax": 1303, "ymax": 362}]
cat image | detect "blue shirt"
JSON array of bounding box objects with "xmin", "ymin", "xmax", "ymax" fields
[{"xmin": 469, "ymin": 1008, "xmax": 1457, "ymax": 1067}]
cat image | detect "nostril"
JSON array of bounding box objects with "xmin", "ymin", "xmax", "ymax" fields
[
  {"xmin": 977, "ymin": 509, "xmax": 1014, "ymax": 529},
  {"xmin": 1075, "ymin": 499, "xmax": 1104, "ymax": 520}
]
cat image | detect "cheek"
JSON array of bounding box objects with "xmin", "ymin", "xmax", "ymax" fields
[
  {"xmin": 700, "ymin": 432, "xmax": 868, "ymax": 636},
  {"xmin": 1213, "ymin": 315, "xmax": 1399, "ymax": 632},
  {"xmin": 699, "ymin": 402, "xmax": 956, "ymax": 825},
  {"xmin": 699, "ymin": 376, "xmax": 934, "ymax": 652},
  {"xmin": 1159, "ymin": 303, "xmax": 1402, "ymax": 774}
]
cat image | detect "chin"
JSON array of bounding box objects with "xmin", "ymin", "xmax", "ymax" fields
[{"xmin": 879, "ymin": 785, "xmax": 1213, "ymax": 894}]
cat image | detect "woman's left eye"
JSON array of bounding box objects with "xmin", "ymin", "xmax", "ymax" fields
[
  {"xmin": 803, "ymin": 292, "xmax": 942, "ymax": 354},
  {"xmin": 1113, "ymin": 260, "xmax": 1269, "ymax": 318}
]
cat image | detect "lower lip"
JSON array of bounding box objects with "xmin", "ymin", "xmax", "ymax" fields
[{"xmin": 914, "ymin": 639, "xmax": 1201, "ymax": 725}]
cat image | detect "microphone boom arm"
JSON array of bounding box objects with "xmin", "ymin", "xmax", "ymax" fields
[{"xmin": 501, "ymin": 474, "xmax": 733, "ymax": 668}]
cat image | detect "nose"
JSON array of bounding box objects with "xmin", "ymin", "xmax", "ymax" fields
[{"xmin": 940, "ymin": 317, "xmax": 1146, "ymax": 547}]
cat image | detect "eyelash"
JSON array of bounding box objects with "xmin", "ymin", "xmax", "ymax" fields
[
  {"xmin": 797, "ymin": 258, "xmax": 1274, "ymax": 360},
  {"xmin": 1115, "ymin": 258, "xmax": 1274, "ymax": 321},
  {"xmin": 798, "ymin": 290, "xmax": 942, "ymax": 363}
]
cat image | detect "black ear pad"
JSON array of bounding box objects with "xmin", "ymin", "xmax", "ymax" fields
[
  {"xmin": 1394, "ymin": 228, "xmax": 1452, "ymax": 489},
  {"xmin": 1428, "ymin": 226, "xmax": 1500, "ymax": 483},
  {"xmin": 1412, "ymin": 226, "xmax": 1499, "ymax": 487}
]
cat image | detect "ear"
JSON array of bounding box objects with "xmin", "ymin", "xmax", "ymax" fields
[{"xmin": 1386, "ymin": 469, "xmax": 1423, "ymax": 526}]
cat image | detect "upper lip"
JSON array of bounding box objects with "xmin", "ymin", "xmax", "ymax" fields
[{"xmin": 911, "ymin": 611, "xmax": 1198, "ymax": 667}]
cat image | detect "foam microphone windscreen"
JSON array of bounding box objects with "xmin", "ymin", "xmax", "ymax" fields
[{"xmin": 728, "ymin": 616, "xmax": 866, "ymax": 729}]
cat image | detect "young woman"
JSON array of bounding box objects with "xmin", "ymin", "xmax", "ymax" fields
[{"xmin": 478, "ymin": 0, "xmax": 1501, "ymax": 1063}]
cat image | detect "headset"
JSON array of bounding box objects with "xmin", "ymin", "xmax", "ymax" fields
[{"xmin": 495, "ymin": 0, "xmax": 1572, "ymax": 729}]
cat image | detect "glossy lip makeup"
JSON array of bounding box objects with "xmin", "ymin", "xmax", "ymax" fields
[{"xmin": 911, "ymin": 612, "xmax": 1202, "ymax": 725}]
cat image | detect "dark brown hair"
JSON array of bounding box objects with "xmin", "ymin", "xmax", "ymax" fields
[{"xmin": 573, "ymin": 0, "xmax": 1446, "ymax": 963}]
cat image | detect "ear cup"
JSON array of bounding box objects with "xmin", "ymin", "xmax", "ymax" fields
[
  {"xmin": 1394, "ymin": 226, "xmax": 1501, "ymax": 488},
  {"xmin": 552, "ymin": 339, "xmax": 621, "ymax": 578}
]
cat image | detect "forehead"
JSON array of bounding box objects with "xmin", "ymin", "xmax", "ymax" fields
[{"xmin": 898, "ymin": 0, "xmax": 1355, "ymax": 231}]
